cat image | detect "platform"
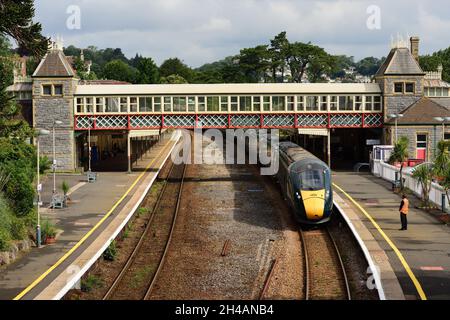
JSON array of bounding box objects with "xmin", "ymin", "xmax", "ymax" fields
[
  {"xmin": 0, "ymin": 132, "xmax": 180, "ymax": 300},
  {"xmin": 333, "ymin": 172, "xmax": 450, "ymax": 300}
]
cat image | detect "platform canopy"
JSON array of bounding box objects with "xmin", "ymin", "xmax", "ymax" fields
[{"xmin": 298, "ymin": 128, "xmax": 329, "ymax": 137}]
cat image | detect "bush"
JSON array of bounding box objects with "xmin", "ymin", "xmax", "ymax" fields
[
  {"xmin": 41, "ymin": 218, "xmax": 57, "ymax": 241},
  {"xmin": 81, "ymin": 275, "xmax": 104, "ymax": 293},
  {"xmin": 103, "ymin": 240, "xmax": 117, "ymax": 261},
  {"xmin": 10, "ymin": 217, "xmax": 27, "ymax": 240},
  {"xmin": 62, "ymin": 180, "xmax": 69, "ymax": 195},
  {"xmin": 0, "ymin": 228, "xmax": 11, "ymax": 251}
]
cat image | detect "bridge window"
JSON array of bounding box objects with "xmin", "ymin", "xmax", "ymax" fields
[
  {"xmin": 76, "ymin": 98, "xmax": 83, "ymax": 113},
  {"xmin": 164, "ymin": 97, "xmax": 172, "ymax": 112},
  {"xmin": 96, "ymin": 98, "xmax": 104, "ymax": 113},
  {"xmin": 130, "ymin": 97, "xmax": 138, "ymax": 112},
  {"xmin": 220, "ymin": 96, "xmax": 228, "ymax": 112},
  {"xmin": 105, "ymin": 97, "xmax": 119, "ymax": 113},
  {"xmin": 272, "ymin": 96, "xmax": 285, "ymax": 111},
  {"xmin": 287, "ymin": 96, "xmax": 295, "ymax": 111},
  {"xmin": 320, "ymin": 96, "xmax": 327, "ymax": 111},
  {"xmin": 306, "ymin": 96, "xmax": 318, "ymax": 111},
  {"xmin": 85, "ymin": 97, "xmax": 93, "ymax": 113},
  {"xmin": 297, "ymin": 96, "xmax": 304, "ymax": 111},
  {"xmin": 230, "ymin": 96, "xmax": 238, "ymax": 112},
  {"xmin": 263, "ymin": 96, "xmax": 270, "ymax": 111},
  {"xmin": 373, "ymin": 96, "xmax": 382, "ymax": 111},
  {"xmin": 207, "ymin": 96, "xmax": 220, "ymax": 112},
  {"xmin": 198, "ymin": 97, "xmax": 206, "ymax": 112},
  {"xmin": 139, "ymin": 97, "xmax": 151, "ymax": 112},
  {"xmin": 253, "ymin": 96, "xmax": 261, "ymax": 112},
  {"xmin": 330, "ymin": 96, "xmax": 338, "ymax": 111},
  {"xmin": 120, "ymin": 97, "xmax": 128, "ymax": 112},
  {"xmin": 188, "ymin": 96, "xmax": 196, "ymax": 112},
  {"xmin": 239, "ymin": 96, "xmax": 251, "ymax": 112},
  {"xmin": 365, "ymin": 96, "xmax": 373, "ymax": 111},
  {"xmin": 173, "ymin": 97, "xmax": 187, "ymax": 112},
  {"xmin": 355, "ymin": 96, "xmax": 362, "ymax": 111},
  {"xmin": 154, "ymin": 97, "xmax": 161, "ymax": 112},
  {"xmin": 338, "ymin": 96, "xmax": 353, "ymax": 111}
]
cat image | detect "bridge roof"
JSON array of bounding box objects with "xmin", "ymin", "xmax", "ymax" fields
[{"xmin": 75, "ymin": 83, "xmax": 381, "ymax": 96}]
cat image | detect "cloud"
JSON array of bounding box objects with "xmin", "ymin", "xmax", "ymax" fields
[{"xmin": 33, "ymin": 0, "xmax": 450, "ymax": 67}]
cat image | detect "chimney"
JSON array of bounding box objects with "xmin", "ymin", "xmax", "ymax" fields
[{"xmin": 410, "ymin": 36, "xmax": 420, "ymax": 61}]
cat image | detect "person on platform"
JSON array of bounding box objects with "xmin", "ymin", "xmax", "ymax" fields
[{"xmin": 399, "ymin": 194, "xmax": 409, "ymax": 231}]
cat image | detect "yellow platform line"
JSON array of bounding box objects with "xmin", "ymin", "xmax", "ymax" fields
[
  {"xmin": 333, "ymin": 183, "xmax": 427, "ymax": 300},
  {"xmin": 14, "ymin": 141, "xmax": 174, "ymax": 300}
]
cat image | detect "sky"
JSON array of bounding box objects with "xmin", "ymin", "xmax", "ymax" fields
[{"xmin": 33, "ymin": 0, "xmax": 450, "ymax": 68}]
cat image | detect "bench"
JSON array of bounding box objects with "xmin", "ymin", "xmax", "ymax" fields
[
  {"xmin": 87, "ymin": 171, "xmax": 97, "ymax": 183},
  {"xmin": 50, "ymin": 194, "xmax": 66, "ymax": 209}
]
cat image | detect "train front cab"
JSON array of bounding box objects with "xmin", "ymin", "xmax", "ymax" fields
[{"xmin": 287, "ymin": 161, "xmax": 333, "ymax": 225}]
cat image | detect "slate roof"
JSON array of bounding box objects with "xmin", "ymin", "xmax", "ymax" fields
[
  {"xmin": 424, "ymin": 79, "xmax": 450, "ymax": 88},
  {"xmin": 387, "ymin": 97, "xmax": 450, "ymax": 125},
  {"xmin": 32, "ymin": 50, "xmax": 76, "ymax": 77},
  {"xmin": 375, "ymin": 47, "xmax": 425, "ymax": 77}
]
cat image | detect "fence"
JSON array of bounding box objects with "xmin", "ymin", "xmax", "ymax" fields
[{"xmin": 372, "ymin": 160, "xmax": 449, "ymax": 212}]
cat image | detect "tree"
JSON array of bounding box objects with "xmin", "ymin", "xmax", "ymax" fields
[
  {"xmin": 159, "ymin": 58, "xmax": 193, "ymax": 82},
  {"xmin": 433, "ymin": 140, "xmax": 450, "ymax": 178},
  {"xmin": 0, "ymin": 0, "xmax": 48, "ymax": 57},
  {"xmin": 160, "ymin": 74, "xmax": 188, "ymax": 84},
  {"xmin": 355, "ymin": 57, "xmax": 383, "ymax": 76},
  {"xmin": 389, "ymin": 136, "xmax": 409, "ymax": 190},
  {"xmin": 269, "ymin": 32, "xmax": 290, "ymax": 82},
  {"xmin": 412, "ymin": 164, "xmax": 434, "ymax": 208},
  {"xmin": 238, "ymin": 45, "xmax": 270, "ymax": 83},
  {"xmin": 136, "ymin": 57, "xmax": 159, "ymax": 84},
  {"xmin": 441, "ymin": 166, "xmax": 450, "ymax": 211},
  {"xmin": 103, "ymin": 59, "xmax": 137, "ymax": 83}
]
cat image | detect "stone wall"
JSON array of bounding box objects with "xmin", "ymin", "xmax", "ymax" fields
[
  {"xmin": 395, "ymin": 126, "xmax": 444, "ymax": 161},
  {"xmin": 33, "ymin": 78, "xmax": 78, "ymax": 171}
]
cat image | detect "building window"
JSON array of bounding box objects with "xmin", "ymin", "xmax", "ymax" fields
[
  {"xmin": 173, "ymin": 97, "xmax": 187, "ymax": 112},
  {"xmin": 153, "ymin": 97, "xmax": 161, "ymax": 112},
  {"xmin": 320, "ymin": 96, "xmax": 328, "ymax": 111},
  {"xmin": 306, "ymin": 96, "xmax": 318, "ymax": 111},
  {"xmin": 85, "ymin": 97, "xmax": 93, "ymax": 113},
  {"xmin": 355, "ymin": 96, "xmax": 362, "ymax": 111},
  {"xmin": 207, "ymin": 96, "xmax": 220, "ymax": 112},
  {"xmin": 105, "ymin": 97, "xmax": 119, "ymax": 113},
  {"xmin": 130, "ymin": 97, "xmax": 138, "ymax": 112},
  {"xmin": 164, "ymin": 97, "xmax": 172, "ymax": 112},
  {"xmin": 42, "ymin": 85, "xmax": 52, "ymax": 96},
  {"xmin": 54, "ymin": 85, "xmax": 63, "ymax": 95},
  {"xmin": 188, "ymin": 96, "xmax": 196, "ymax": 112},
  {"xmin": 373, "ymin": 96, "xmax": 382, "ymax": 111},
  {"xmin": 120, "ymin": 97, "xmax": 128, "ymax": 112},
  {"xmin": 443, "ymin": 88, "xmax": 449, "ymax": 97},
  {"xmin": 220, "ymin": 96, "xmax": 229, "ymax": 112},
  {"xmin": 272, "ymin": 96, "xmax": 285, "ymax": 111},
  {"xmin": 76, "ymin": 98, "xmax": 84, "ymax": 113},
  {"xmin": 394, "ymin": 83, "xmax": 404, "ymax": 93},
  {"xmin": 405, "ymin": 83, "xmax": 415, "ymax": 93},
  {"xmin": 139, "ymin": 97, "xmax": 152, "ymax": 112},
  {"xmin": 239, "ymin": 96, "xmax": 251, "ymax": 112},
  {"xmin": 96, "ymin": 97, "xmax": 104, "ymax": 113},
  {"xmin": 365, "ymin": 96, "xmax": 373, "ymax": 111}
]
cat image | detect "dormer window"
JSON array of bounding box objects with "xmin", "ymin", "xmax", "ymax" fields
[
  {"xmin": 54, "ymin": 85, "xmax": 63, "ymax": 95},
  {"xmin": 43, "ymin": 85, "xmax": 52, "ymax": 95},
  {"xmin": 405, "ymin": 83, "xmax": 415, "ymax": 93},
  {"xmin": 394, "ymin": 83, "xmax": 404, "ymax": 93}
]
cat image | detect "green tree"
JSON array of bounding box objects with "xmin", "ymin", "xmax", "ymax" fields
[
  {"xmin": 159, "ymin": 58, "xmax": 193, "ymax": 82},
  {"xmin": 0, "ymin": 0, "xmax": 48, "ymax": 57},
  {"xmin": 238, "ymin": 45, "xmax": 270, "ymax": 83},
  {"xmin": 412, "ymin": 164, "xmax": 434, "ymax": 208},
  {"xmin": 103, "ymin": 59, "xmax": 137, "ymax": 83},
  {"xmin": 136, "ymin": 57, "xmax": 159, "ymax": 84},
  {"xmin": 434, "ymin": 140, "xmax": 450, "ymax": 178},
  {"xmin": 389, "ymin": 136, "xmax": 409, "ymax": 190},
  {"xmin": 160, "ymin": 74, "xmax": 188, "ymax": 84},
  {"xmin": 355, "ymin": 57, "xmax": 383, "ymax": 76},
  {"xmin": 269, "ymin": 32, "xmax": 290, "ymax": 82}
]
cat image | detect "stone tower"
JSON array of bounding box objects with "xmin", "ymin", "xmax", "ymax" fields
[
  {"xmin": 375, "ymin": 36, "xmax": 426, "ymax": 144},
  {"xmin": 32, "ymin": 40, "xmax": 79, "ymax": 172}
]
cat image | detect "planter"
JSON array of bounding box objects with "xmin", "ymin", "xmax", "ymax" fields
[{"xmin": 45, "ymin": 237, "xmax": 56, "ymax": 245}]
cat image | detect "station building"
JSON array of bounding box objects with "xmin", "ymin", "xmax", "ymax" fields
[{"xmin": 7, "ymin": 36, "xmax": 450, "ymax": 171}]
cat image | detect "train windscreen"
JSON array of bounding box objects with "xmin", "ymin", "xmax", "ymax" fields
[{"xmin": 299, "ymin": 170, "xmax": 325, "ymax": 191}]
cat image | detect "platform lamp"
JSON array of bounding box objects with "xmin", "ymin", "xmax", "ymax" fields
[
  {"xmin": 36, "ymin": 128, "xmax": 50, "ymax": 248},
  {"xmin": 388, "ymin": 114, "xmax": 404, "ymax": 143},
  {"xmin": 52, "ymin": 120, "xmax": 63, "ymax": 195}
]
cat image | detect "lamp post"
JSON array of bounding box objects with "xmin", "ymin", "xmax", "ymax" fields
[
  {"xmin": 36, "ymin": 129, "xmax": 50, "ymax": 248},
  {"xmin": 88, "ymin": 117, "xmax": 96, "ymax": 173},
  {"xmin": 52, "ymin": 120, "xmax": 63, "ymax": 194},
  {"xmin": 388, "ymin": 114, "xmax": 404, "ymax": 143}
]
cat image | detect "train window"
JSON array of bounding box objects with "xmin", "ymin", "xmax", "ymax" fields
[{"xmin": 299, "ymin": 170, "xmax": 325, "ymax": 191}]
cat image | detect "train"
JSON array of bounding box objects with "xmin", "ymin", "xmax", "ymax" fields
[{"xmin": 277, "ymin": 141, "xmax": 333, "ymax": 224}]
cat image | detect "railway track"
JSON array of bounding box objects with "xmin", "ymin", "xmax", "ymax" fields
[
  {"xmin": 299, "ymin": 227, "xmax": 351, "ymax": 300},
  {"xmin": 103, "ymin": 160, "xmax": 186, "ymax": 300}
]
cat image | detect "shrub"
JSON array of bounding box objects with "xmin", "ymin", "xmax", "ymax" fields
[
  {"xmin": 41, "ymin": 218, "xmax": 57, "ymax": 241},
  {"xmin": 103, "ymin": 240, "xmax": 117, "ymax": 261},
  {"xmin": 0, "ymin": 228, "xmax": 11, "ymax": 251},
  {"xmin": 81, "ymin": 275, "xmax": 104, "ymax": 293},
  {"xmin": 62, "ymin": 180, "xmax": 69, "ymax": 195},
  {"xmin": 10, "ymin": 217, "xmax": 27, "ymax": 240}
]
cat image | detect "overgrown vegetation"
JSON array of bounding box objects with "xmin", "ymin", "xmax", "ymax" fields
[
  {"xmin": 388, "ymin": 136, "xmax": 410, "ymax": 190},
  {"xmin": 81, "ymin": 274, "xmax": 104, "ymax": 293},
  {"xmin": 0, "ymin": 0, "xmax": 48, "ymax": 251},
  {"xmin": 103, "ymin": 240, "xmax": 117, "ymax": 261}
]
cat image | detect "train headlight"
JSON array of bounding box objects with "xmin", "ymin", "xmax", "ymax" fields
[
  {"xmin": 325, "ymin": 189, "xmax": 330, "ymax": 199},
  {"xmin": 295, "ymin": 192, "xmax": 301, "ymax": 200}
]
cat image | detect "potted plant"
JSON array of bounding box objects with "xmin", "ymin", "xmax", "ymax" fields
[
  {"xmin": 42, "ymin": 219, "xmax": 57, "ymax": 245},
  {"xmin": 62, "ymin": 180, "xmax": 70, "ymax": 206}
]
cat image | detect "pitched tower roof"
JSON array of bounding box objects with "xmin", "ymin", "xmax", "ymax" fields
[
  {"xmin": 32, "ymin": 50, "xmax": 76, "ymax": 78},
  {"xmin": 375, "ymin": 47, "xmax": 425, "ymax": 77}
]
